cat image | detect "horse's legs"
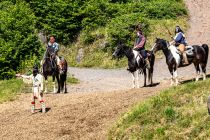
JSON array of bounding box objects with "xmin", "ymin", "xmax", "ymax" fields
[
  {"xmin": 194, "ymin": 64, "xmax": 200, "ymax": 81},
  {"xmin": 148, "ymin": 68, "xmax": 153, "ymax": 85},
  {"xmin": 52, "ymin": 76, "xmax": 56, "ymax": 94},
  {"xmin": 131, "ymin": 72, "xmax": 135, "ymax": 88},
  {"xmin": 44, "ymin": 77, "xmax": 48, "ymax": 93},
  {"xmin": 143, "ymin": 69, "xmax": 147, "ymax": 87},
  {"xmin": 174, "ymin": 68, "xmax": 179, "ymax": 86},
  {"xmin": 136, "ymin": 70, "xmax": 140, "ymax": 88},
  {"xmin": 56, "ymin": 75, "xmax": 60, "ymax": 93},
  {"xmin": 200, "ymin": 63, "xmax": 207, "ymax": 80},
  {"xmin": 169, "ymin": 68, "xmax": 174, "ymax": 86},
  {"xmin": 64, "ymin": 80, "xmax": 67, "ymax": 93}
]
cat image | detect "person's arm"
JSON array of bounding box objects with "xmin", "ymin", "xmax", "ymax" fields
[
  {"xmin": 16, "ymin": 74, "xmax": 31, "ymax": 79},
  {"xmin": 135, "ymin": 35, "xmax": 146, "ymax": 49}
]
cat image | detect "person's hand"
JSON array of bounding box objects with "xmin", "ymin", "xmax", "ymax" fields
[{"xmin": 15, "ymin": 73, "xmax": 21, "ymax": 77}]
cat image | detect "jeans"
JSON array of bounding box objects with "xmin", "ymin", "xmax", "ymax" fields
[{"xmin": 135, "ymin": 48, "xmax": 147, "ymax": 59}]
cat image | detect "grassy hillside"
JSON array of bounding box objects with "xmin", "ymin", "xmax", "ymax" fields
[
  {"xmin": 62, "ymin": 18, "xmax": 188, "ymax": 68},
  {"xmin": 109, "ymin": 80, "xmax": 210, "ymax": 139},
  {"xmin": 0, "ymin": 0, "xmax": 189, "ymax": 77}
]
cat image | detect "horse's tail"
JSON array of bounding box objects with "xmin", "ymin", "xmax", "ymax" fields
[{"xmin": 201, "ymin": 44, "xmax": 209, "ymax": 64}]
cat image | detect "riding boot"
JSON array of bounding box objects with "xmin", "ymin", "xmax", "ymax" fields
[
  {"xmin": 145, "ymin": 58, "xmax": 150, "ymax": 69},
  {"xmin": 182, "ymin": 52, "xmax": 189, "ymax": 64}
]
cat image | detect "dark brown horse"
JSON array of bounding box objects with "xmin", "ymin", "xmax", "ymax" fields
[
  {"xmin": 151, "ymin": 38, "xmax": 209, "ymax": 85},
  {"xmin": 42, "ymin": 46, "xmax": 60, "ymax": 93}
]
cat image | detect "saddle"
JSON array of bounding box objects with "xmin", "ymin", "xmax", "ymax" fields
[{"xmin": 177, "ymin": 46, "xmax": 194, "ymax": 56}]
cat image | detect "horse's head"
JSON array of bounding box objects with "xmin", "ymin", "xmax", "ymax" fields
[
  {"xmin": 45, "ymin": 46, "xmax": 56, "ymax": 60},
  {"xmin": 112, "ymin": 42, "xmax": 127, "ymax": 58},
  {"xmin": 151, "ymin": 38, "xmax": 168, "ymax": 53}
]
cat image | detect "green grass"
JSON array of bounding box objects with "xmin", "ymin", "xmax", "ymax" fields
[
  {"xmin": 60, "ymin": 18, "xmax": 188, "ymax": 68},
  {"xmin": 67, "ymin": 75, "xmax": 80, "ymax": 84},
  {"xmin": 0, "ymin": 76, "xmax": 79, "ymax": 103},
  {"xmin": 0, "ymin": 79, "xmax": 25, "ymax": 103},
  {"xmin": 109, "ymin": 80, "xmax": 210, "ymax": 139}
]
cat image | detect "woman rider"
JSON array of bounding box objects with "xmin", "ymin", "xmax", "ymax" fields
[
  {"xmin": 133, "ymin": 24, "xmax": 150, "ymax": 69},
  {"xmin": 170, "ymin": 26, "xmax": 189, "ymax": 64}
]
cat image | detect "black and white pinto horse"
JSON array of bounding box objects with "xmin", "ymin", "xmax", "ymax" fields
[
  {"xmin": 42, "ymin": 47, "xmax": 68, "ymax": 93},
  {"xmin": 151, "ymin": 38, "xmax": 209, "ymax": 85},
  {"xmin": 113, "ymin": 43, "xmax": 155, "ymax": 88}
]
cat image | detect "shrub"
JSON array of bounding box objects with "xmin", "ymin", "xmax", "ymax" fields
[
  {"xmin": 0, "ymin": 1, "xmax": 42, "ymax": 79},
  {"xmin": 106, "ymin": 13, "xmax": 149, "ymax": 48}
]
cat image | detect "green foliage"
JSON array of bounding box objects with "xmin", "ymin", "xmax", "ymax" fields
[
  {"xmin": 23, "ymin": 0, "xmax": 187, "ymax": 46},
  {"xmin": 0, "ymin": 79, "xmax": 24, "ymax": 103},
  {"xmin": 109, "ymin": 80, "xmax": 210, "ymax": 139},
  {"xmin": 0, "ymin": 0, "xmax": 188, "ymax": 74},
  {"xmin": 0, "ymin": 1, "xmax": 42, "ymax": 79},
  {"xmin": 26, "ymin": 0, "xmax": 82, "ymax": 44},
  {"xmin": 107, "ymin": 13, "xmax": 149, "ymax": 47},
  {"xmin": 67, "ymin": 75, "xmax": 79, "ymax": 84}
]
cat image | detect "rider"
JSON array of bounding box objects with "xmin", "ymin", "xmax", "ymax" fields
[
  {"xmin": 44, "ymin": 35, "xmax": 61, "ymax": 69},
  {"xmin": 133, "ymin": 24, "xmax": 150, "ymax": 69},
  {"xmin": 170, "ymin": 26, "xmax": 189, "ymax": 64}
]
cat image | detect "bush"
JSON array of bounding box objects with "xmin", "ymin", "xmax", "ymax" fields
[
  {"xmin": 0, "ymin": 1, "xmax": 42, "ymax": 79},
  {"xmin": 106, "ymin": 13, "xmax": 149, "ymax": 48}
]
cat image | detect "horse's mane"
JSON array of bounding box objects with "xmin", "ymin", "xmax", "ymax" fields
[{"xmin": 156, "ymin": 38, "xmax": 169, "ymax": 47}]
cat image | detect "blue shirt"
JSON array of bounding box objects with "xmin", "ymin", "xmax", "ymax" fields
[
  {"xmin": 174, "ymin": 32, "xmax": 187, "ymax": 45},
  {"xmin": 48, "ymin": 42, "xmax": 59, "ymax": 52}
]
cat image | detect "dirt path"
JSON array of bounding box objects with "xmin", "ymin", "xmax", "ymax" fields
[{"xmin": 1, "ymin": 0, "xmax": 210, "ymax": 139}]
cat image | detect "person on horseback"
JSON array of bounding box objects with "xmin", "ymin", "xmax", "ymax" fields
[
  {"xmin": 43, "ymin": 35, "xmax": 61, "ymax": 69},
  {"xmin": 133, "ymin": 24, "xmax": 150, "ymax": 69},
  {"xmin": 170, "ymin": 26, "xmax": 189, "ymax": 64}
]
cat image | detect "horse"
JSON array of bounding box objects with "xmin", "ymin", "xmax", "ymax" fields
[
  {"xmin": 42, "ymin": 46, "xmax": 60, "ymax": 93},
  {"xmin": 112, "ymin": 43, "xmax": 155, "ymax": 88},
  {"xmin": 59, "ymin": 57, "xmax": 68, "ymax": 93},
  {"xmin": 151, "ymin": 38, "xmax": 209, "ymax": 85}
]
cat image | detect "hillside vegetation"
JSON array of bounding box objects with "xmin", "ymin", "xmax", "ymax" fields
[
  {"xmin": 0, "ymin": 0, "xmax": 188, "ymax": 78},
  {"xmin": 109, "ymin": 80, "xmax": 210, "ymax": 139}
]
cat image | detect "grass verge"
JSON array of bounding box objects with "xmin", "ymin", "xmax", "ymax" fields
[
  {"xmin": 109, "ymin": 80, "xmax": 210, "ymax": 139},
  {"xmin": 0, "ymin": 79, "xmax": 25, "ymax": 103},
  {"xmin": 67, "ymin": 75, "xmax": 80, "ymax": 84}
]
